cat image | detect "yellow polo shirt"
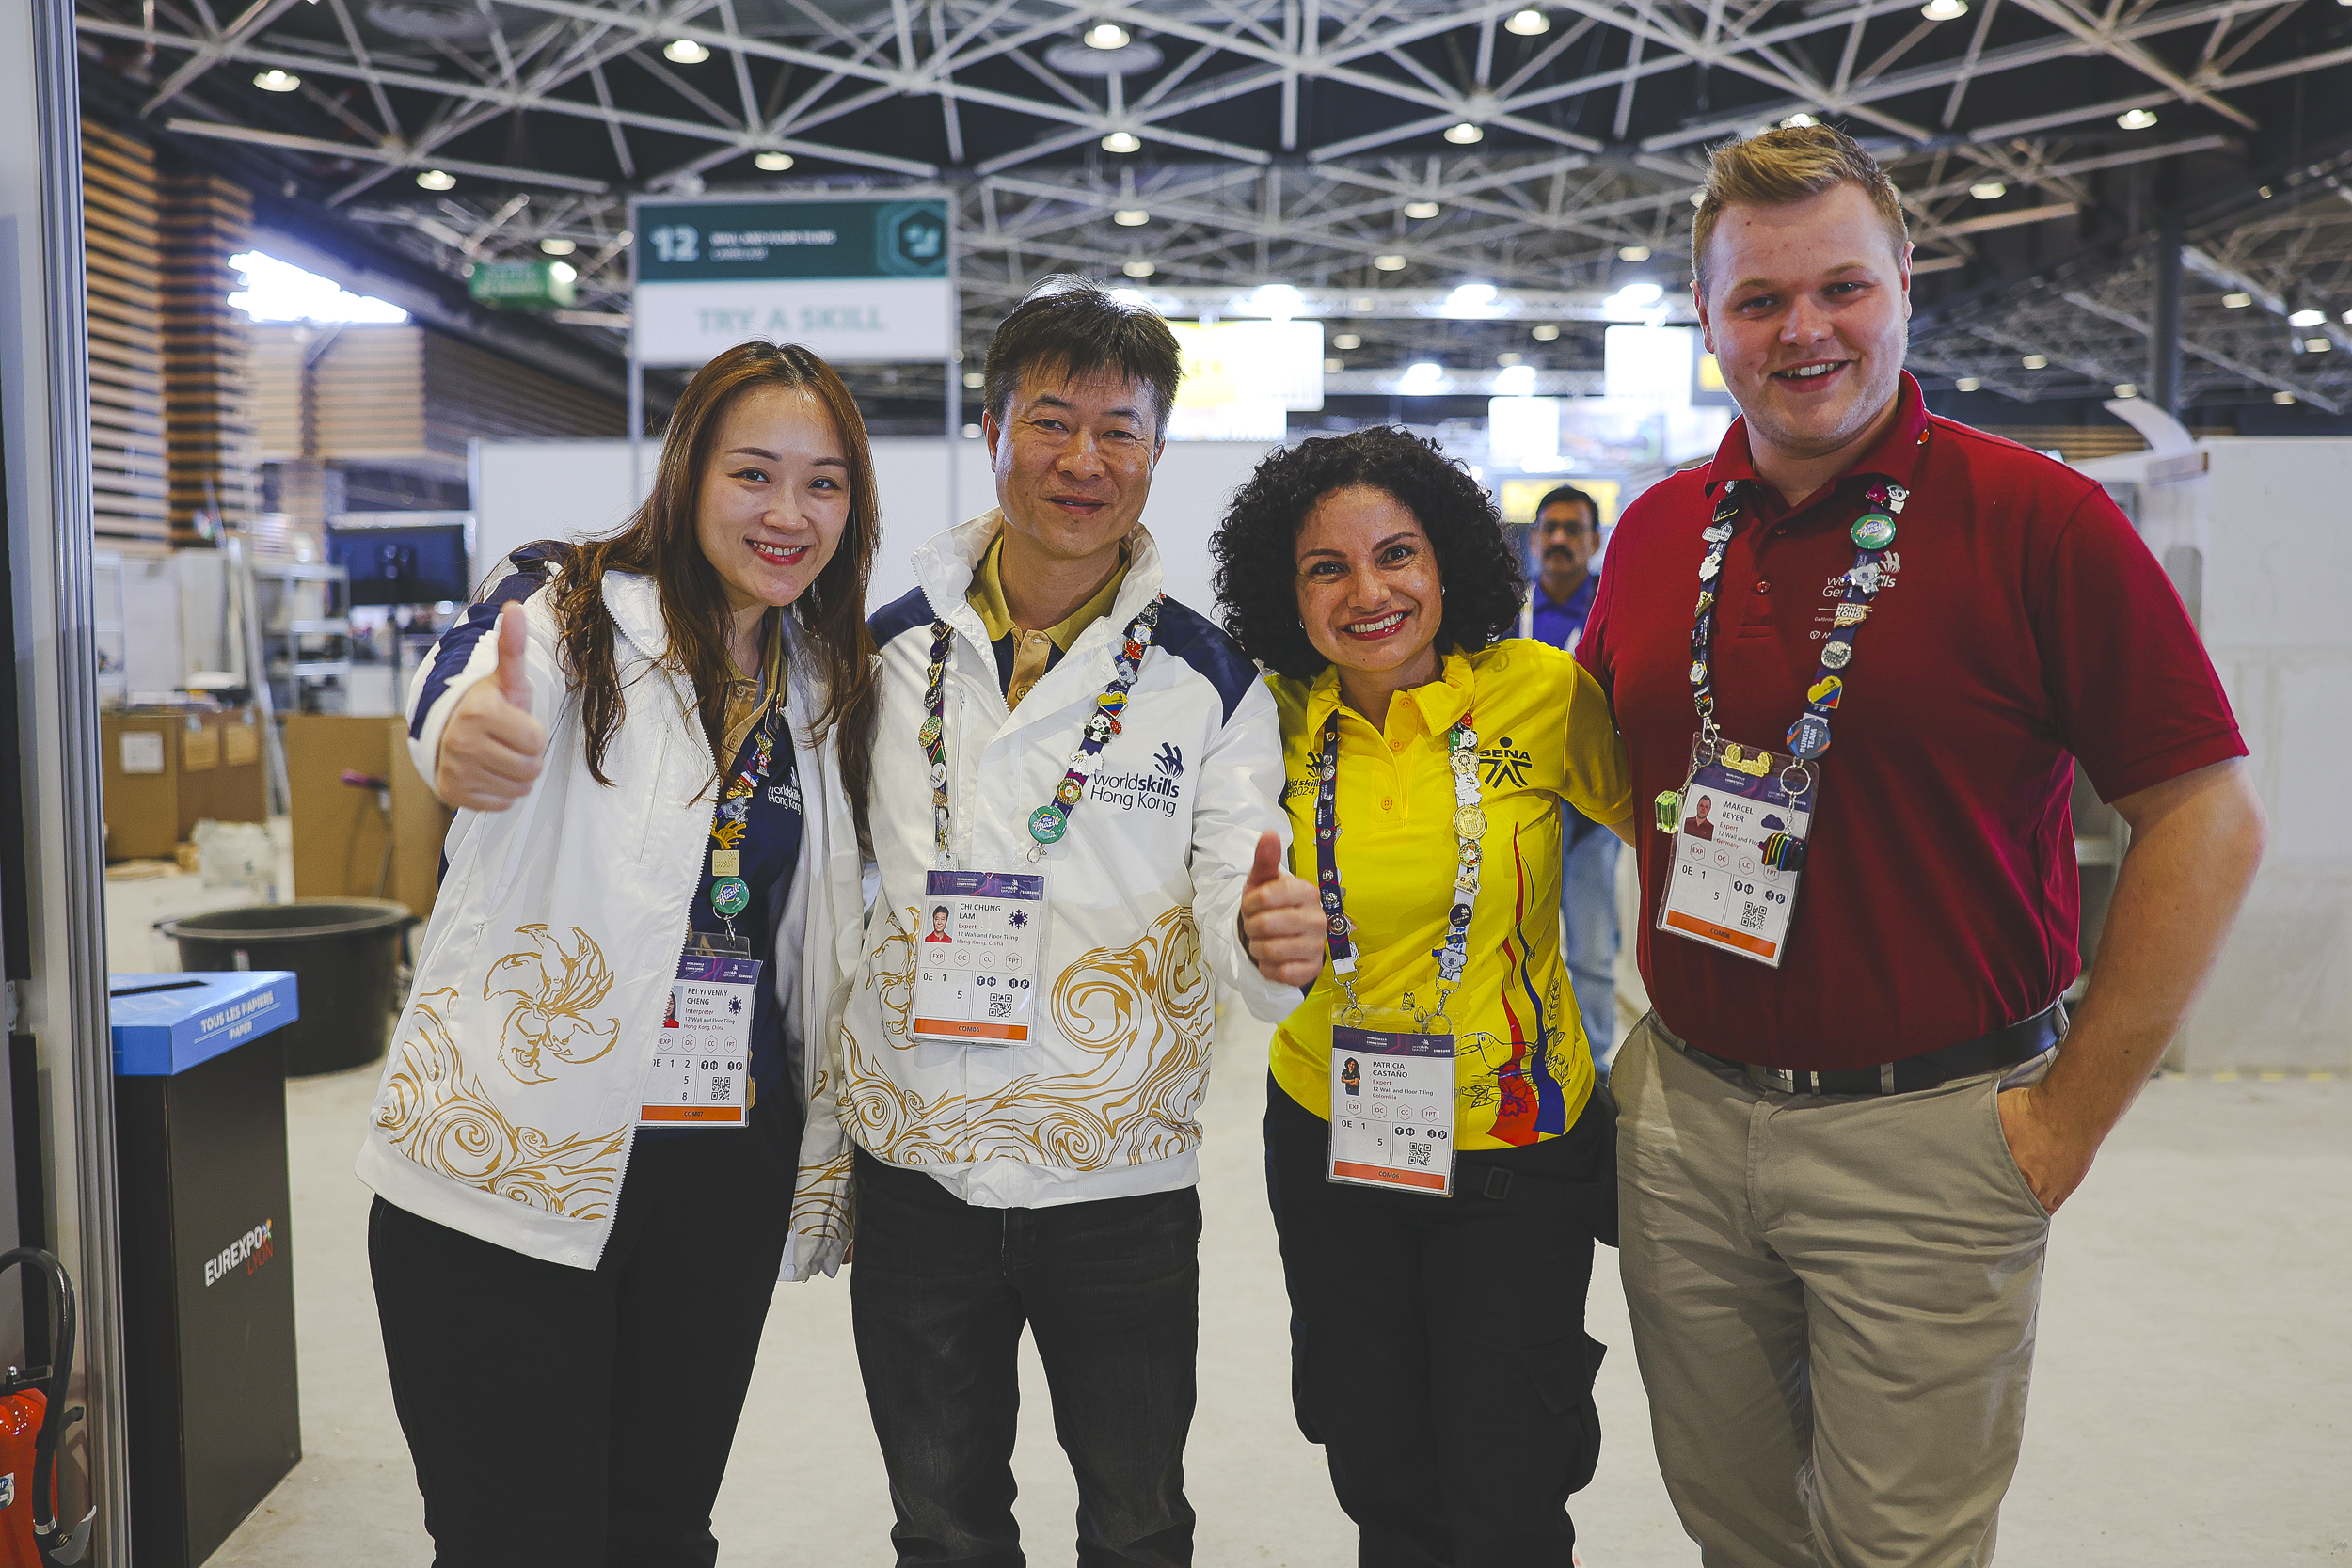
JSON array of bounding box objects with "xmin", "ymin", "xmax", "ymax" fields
[
  {"xmin": 1268, "ymin": 641, "xmax": 1634, "ymax": 1148},
  {"xmin": 967, "ymin": 533, "xmax": 1129, "ymax": 709}
]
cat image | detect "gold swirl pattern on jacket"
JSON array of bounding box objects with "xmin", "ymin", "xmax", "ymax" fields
[
  {"xmin": 374, "ymin": 988, "xmax": 628, "ymax": 1217},
  {"xmin": 845, "ymin": 905, "xmax": 1211, "ymax": 1172},
  {"xmin": 485, "ymin": 923, "xmax": 622, "ymax": 1085}
]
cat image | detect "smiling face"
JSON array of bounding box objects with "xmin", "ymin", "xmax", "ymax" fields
[
  {"xmin": 1694, "ymin": 181, "xmax": 1913, "ymax": 474},
  {"xmin": 1294, "ymin": 485, "xmax": 1445, "ymax": 692},
  {"xmin": 693, "ymin": 384, "xmax": 852, "ymax": 616},
  {"xmin": 983, "ymin": 363, "xmax": 1163, "ymax": 565}
]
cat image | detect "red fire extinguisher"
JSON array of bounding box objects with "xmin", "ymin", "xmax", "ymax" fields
[{"xmin": 0, "ymin": 1248, "xmax": 91, "ymax": 1567}]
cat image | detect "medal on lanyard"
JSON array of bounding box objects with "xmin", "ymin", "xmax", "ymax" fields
[
  {"xmin": 1320, "ymin": 709, "xmax": 1484, "ymax": 1196},
  {"xmin": 1652, "ymin": 479, "xmax": 1907, "ymax": 967},
  {"xmin": 909, "ymin": 594, "xmax": 1163, "ymax": 1047},
  {"xmin": 642, "ymin": 678, "xmax": 788, "ymax": 1127}
]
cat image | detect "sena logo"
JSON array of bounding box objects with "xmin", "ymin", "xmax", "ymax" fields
[
  {"xmin": 202, "ymin": 1218, "xmax": 277, "ymax": 1287},
  {"xmin": 1477, "ymin": 738, "xmax": 1533, "ymax": 788}
]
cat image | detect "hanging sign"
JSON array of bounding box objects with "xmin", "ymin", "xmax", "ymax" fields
[{"xmin": 630, "ymin": 196, "xmax": 952, "ymax": 366}]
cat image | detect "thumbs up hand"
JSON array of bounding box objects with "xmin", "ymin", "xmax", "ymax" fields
[
  {"xmin": 435, "ymin": 602, "xmax": 548, "ymax": 811},
  {"xmin": 1239, "ymin": 830, "xmax": 1327, "ymax": 987}
]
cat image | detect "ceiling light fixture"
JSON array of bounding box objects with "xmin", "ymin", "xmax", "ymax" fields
[
  {"xmin": 2112, "ymin": 383, "xmax": 2138, "ymax": 398},
  {"xmin": 2306, "ymin": 338, "xmax": 2333, "ymax": 353},
  {"xmin": 755, "ymin": 150, "xmax": 794, "ymax": 171},
  {"xmin": 1113, "ymin": 208, "xmax": 1149, "ymax": 226},
  {"xmin": 1497, "ymin": 352, "xmax": 1524, "ymax": 366},
  {"xmin": 2021, "ymin": 354, "xmax": 2048, "ymax": 369},
  {"xmin": 1251, "ymin": 283, "xmax": 1306, "ymax": 319},
  {"xmin": 1443, "ymin": 122, "xmax": 1485, "ymax": 145},
  {"xmin": 1445, "ymin": 281, "xmax": 1500, "ymax": 315},
  {"xmin": 2117, "ymin": 108, "xmax": 2158, "ymax": 130},
  {"xmin": 1404, "ymin": 199, "xmax": 1441, "ymax": 219},
  {"xmin": 1690, "ymin": 189, "xmax": 1707, "ymax": 206},
  {"xmin": 1494, "ymin": 363, "xmax": 1538, "ymax": 396},
  {"xmin": 1101, "ymin": 131, "xmax": 1140, "ymax": 153},
  {"xmin": 1402, "ymin": 361, "xmax": 1445, "ymax": 388},
  {"xmin": 1122, "ymin": 259, "xmax": 1155, "ymax": 277},
  {"xmin": 415, "ymin": 169, "xmax": 455, "ymax": 191},
  {"xmin": 1955, "ymin": 376, "xmax": 1981, "ymax": 391},
  {"xmin": 1374, "ymin": 253, "xmax": 1408, "ymax": 271},
  {"xmin": 2274, "ymin": 390, "xmax": 2296, "ymax": 404},
  {"xmin": 1333, "ymin": 333, "xmax": 1362, "ymax": 350},
  {"xmin": 254, "ymin": 69, "xmax": 301, "ymax": 92},
  {"xmin": 1504, "ymin": 8, "xmax": 1549, "ymax": 35},
  {"xmin": 963, "ymin": 372, "xmax": 985, "ymax": 388},
  {"xmin": 539, "ymin": 238, "xmax": 576, "ymax": 256},
  {"xmin": 548, "ymin": 261, "xmax": 577, "ymax": 284},
  {"xmin": 2222, "ymin": 292, "xmax": 2252, "ymax": 309},
  {"xmin": 1619, "ymin": 245, "xmax": 1651, "ymax": 261},
  {"xmin": 1921, "ymin": 0, "xmax": 1967, "ymax": 18},
  {"xmin": 1969, "ymin": 181, "xmax": 2007, "ymax": 200},
  {"xmin": 663, "ymin": 38, "xmax": 710, "ymax": 63},
  {"xmin": 1531, "ymin": 324, "xmax": 1560, "ymax": 341},
  {"xmin": 1781, "ymin": 113, "xmax": 1818, "ymax": 128},
  {"xmin": 1086, "ymin": 22, "xmax": 1130, "ymax": 48},
  {"xmin": 1324, "ymin": 357, "xmax": 1345, "ymax": 373},
  {"xmin": 2289, "ymin": 308, "xmax": 2326, "ymax": 326}
]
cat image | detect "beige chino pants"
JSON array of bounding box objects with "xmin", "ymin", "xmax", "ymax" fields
[{"xmin": 1614, "ymin": 1011, "xmax": 2055, "ymax": 1568}]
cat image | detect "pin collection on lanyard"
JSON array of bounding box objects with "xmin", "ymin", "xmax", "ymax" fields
[
  {"xmin": 1314, "ymin": 706, "xmax": 1485, "ymax": 1026},
  {"xmin": 920, "ymin": 596, "xmax": 1164, "ymax": 863},
  {"xmin": 1661, "ymin": 474, "xmax": 1909, "ymax": 834},
  {"xmin": 705, "ymin": 670, "xmax": 788, "ymax": 946}
]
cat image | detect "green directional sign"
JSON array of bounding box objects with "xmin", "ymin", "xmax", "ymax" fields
[{"xmin": 468, "ymin": 259, "xmax": 576, "ymax": 310}]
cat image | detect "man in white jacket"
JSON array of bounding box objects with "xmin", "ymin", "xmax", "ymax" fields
[{"xmin": 844, "ymin": 278, "xmax": 1319, "ymax": 1566}]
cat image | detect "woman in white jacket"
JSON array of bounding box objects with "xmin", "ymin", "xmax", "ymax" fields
[{"xmin": 355, "ymin": 341, "xmax": 877, "ymax": 1567}]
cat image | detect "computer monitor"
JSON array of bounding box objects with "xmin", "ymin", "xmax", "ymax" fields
[{"xmin": 329, "ymin": 523, "xmax": 470, "ymax": 606}]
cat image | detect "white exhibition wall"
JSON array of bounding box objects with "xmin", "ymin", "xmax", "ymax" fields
[
  {"xmin": 471, "ymin": 436, "xmax": 1278, "ymax": 618},
  {"xmin": 2077, "ymin": 436, "xmax": 2352, "ymax": 1070}
]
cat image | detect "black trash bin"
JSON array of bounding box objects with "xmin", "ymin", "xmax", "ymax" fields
[{"xmin": 157, "ymin": 899, "xmax": 414, "ymax": 1074}]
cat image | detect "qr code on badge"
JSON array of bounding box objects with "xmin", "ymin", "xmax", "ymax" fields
[
  {"xmin": 1407, "ymin": 1142, "xmax": 1433, "ymax": 1168},
  {"xmin": 1740, "ymin": 900, "xmax": 1769, "ymax": 930},
  {"xmin": 710, "ymin": 1078, "xmax": 732, "ymax": 1101},
  {"xmin": 988, "ymin": 994, "xmax": 1013, "ymax": 1020}
]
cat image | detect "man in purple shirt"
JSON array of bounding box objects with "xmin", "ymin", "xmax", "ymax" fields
[{"xmin": 1518, "ymin": 484, "xmax": 1620, "ymax": 1074}]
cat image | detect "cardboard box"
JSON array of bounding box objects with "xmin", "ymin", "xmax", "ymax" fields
[
  {"xmin": 101, "ymin": 706, "xmax": 269, "ymax": 861},
  {"xmin": 283, "ymin": 715, "xmax": 451, "ymax": 922}
]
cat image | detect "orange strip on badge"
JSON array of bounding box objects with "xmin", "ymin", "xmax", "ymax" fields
[
  {"xmin": 913, "ymin": 1017, "xmax": 1028, "ymax": 1041},
  {"xmin": 1331, "ymin": 1161, "xmax": 1448, "ymax": 1192},
  {"xmin": 639, "ymin": 1105, "xmax": 746, "ymax": 1123},
  {"xmin": 1663, "ymin": 909, "xmax": 1779, "ymax": 958}
]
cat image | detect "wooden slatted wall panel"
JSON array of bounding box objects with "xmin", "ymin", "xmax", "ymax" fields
[
  {"xmin": 313, "ymin": 325, "xmax": 437, "ymax": 468},
  {"xmin": 250, "ymin": 324, "xmax": 309, "ymax": 461},
  {"xmin": 159, "ymin": 170, "xmax": 259, "ymax": 543},
  {"xmin": 422, "ymin": 333, "xmax": 626, "ymax": 446},
  {"xmin": 81, "ymin": 121, "xmax": 170, "ymax": 546}
]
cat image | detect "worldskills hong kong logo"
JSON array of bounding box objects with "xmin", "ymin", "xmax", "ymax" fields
[{"xmin": 1153, "ymin": 742, "xmax": 1184, "ymax": 778}]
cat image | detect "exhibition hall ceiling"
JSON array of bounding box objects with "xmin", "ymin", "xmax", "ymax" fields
[{"xmin": 72, "ymin": 0, "xmax": 2352, "ymax": 409}]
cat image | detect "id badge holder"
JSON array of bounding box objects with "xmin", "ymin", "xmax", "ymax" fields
[
  {"xmin": 1327, "ymin": 1006, "xmax": 1456, "ymax": 1196},
  {"xmin": 912, "ymin": 869, "xmax": 1048, "ymax": 1046},
  {"xmin": 1653, "ymin": 736, "xmax": 1814, "ymax": 968},
  {"xmin": 640, "ymin": 930, "xmax": 758, "ymax": 1127}
]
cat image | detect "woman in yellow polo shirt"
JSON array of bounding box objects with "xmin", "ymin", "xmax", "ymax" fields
[{"xmin": 1215, "ymin": 425, "xmax": 1635, "ymax": 1565}]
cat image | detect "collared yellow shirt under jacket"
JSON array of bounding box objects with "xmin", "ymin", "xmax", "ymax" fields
[
  {"xmin": 967, "ymin": 533, "xmax": 1130, "ymax": 709},
  {"xmin": 1268, "ymin": 641, "xmax": 1634, "ymax": 1148}
]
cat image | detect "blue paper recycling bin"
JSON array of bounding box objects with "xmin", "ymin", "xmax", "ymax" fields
[{"xmin": 110, "ymin": 972, "xmax": 302, "ymax": 1568}]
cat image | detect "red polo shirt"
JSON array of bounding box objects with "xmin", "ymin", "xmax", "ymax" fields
[{"xmin": 1578, "ymin": 374, "xmax": 2244, "ymax": 1070}]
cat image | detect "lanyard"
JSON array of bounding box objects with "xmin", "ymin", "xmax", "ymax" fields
[
  {"xmin": 1312, "ymin": 705, "xmax": 1485, "ymax": 1022},
  {"xmin": 920, "ymin": 595, "xmax": 1165, "ymax": 863},
  {"xmin": 1689, "ymin": 476, "xmax": 1909, "ymax": 767},
  {"xmin": 707, "ymin": 672, "xmax": 789, "ymax": 941}
]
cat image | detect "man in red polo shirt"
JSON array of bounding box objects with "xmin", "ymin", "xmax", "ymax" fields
[{"xmin": 1579, "ymin": 125, "xmax": 2266, "ymax": 1565}]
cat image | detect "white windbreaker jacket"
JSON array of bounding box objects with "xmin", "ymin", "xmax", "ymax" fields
[
  {"xmin": 842, "ymin": 513, "xmax": 1299, "ymax": 1209},
  {"xmin": 354, "ymin": 551, "xmax": 860, "ymax": 1279}
]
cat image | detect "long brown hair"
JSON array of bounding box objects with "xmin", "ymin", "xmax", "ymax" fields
[{"xmin": 549, "ymin": 341, "xmax": 879, "ymax": 831}]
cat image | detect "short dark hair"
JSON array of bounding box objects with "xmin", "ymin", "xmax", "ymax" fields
[
  {"xmin": 932, "ymin": 905, "xmax": 948, "ymax": 918},
  {"xmin": 1211, "ymin": 426, "xmax": 1527, "ymax": 682},
  {"xmin": 983, "ymin": 277, "xmax": 1184, "ymax": 439},
  {"xmin": 1534, "ymin": 485, "xmax": 1599, "ymax": 527}
]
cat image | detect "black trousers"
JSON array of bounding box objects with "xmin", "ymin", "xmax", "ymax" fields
[
  {"xmin": 849, "ymin": 1147, "xmax": 1202, "ymax": 1568},
  {"xmin": 1264, "ymin": 1077, "xmax": 1612, "ymax": 1568},
  {"xmin": 370, "ymin": 1087, "xmax": 803, "ymax": 1568}
]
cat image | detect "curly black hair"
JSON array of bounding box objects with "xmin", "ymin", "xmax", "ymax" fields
[{"xmin": 1210, "ymin": 426, "xmax": 1528, "ymax": 681}]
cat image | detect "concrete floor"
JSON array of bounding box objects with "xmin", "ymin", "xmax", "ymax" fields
[{"xmin": 210, "ymin": 1003, "xmax": 2351, "ymax": 1567}]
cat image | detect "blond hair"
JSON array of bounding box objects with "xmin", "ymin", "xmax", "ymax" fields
[{"xmin": 1690, "ymin": 124, "xmax": 1908, "ymax": 297}]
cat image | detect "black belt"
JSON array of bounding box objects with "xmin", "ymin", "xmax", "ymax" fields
[{"xmin": 1677, "ymin": 1002, "xmax": 2066, "ymax": 1097}]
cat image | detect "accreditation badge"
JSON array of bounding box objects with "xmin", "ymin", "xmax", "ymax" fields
[
  {"xmin": 640, "ymin": 940, "xmax": 758, "ymax": 1126},
  {"xmin": 912, "ymin": 868, "xmax": 1048, "ymax": 1046},
  {"xmin": 1653, "ymin": 736, "xmax": 1813, "ymax": 968},
  {"xmin": 1327, "ymin": 1007, "xmax": 1456, "ymax": 1196}
]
